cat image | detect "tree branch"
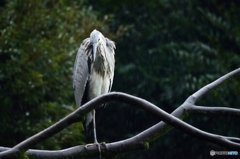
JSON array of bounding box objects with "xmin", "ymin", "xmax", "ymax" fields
[
  {"xmin": 186, "ymin": 105, "xmax": 240, "ymax": 116},
  {"xmin": 1, "ymin": 68, "xmax": 240, "ymax": 159},
  {"xmin": 185, "ymin": 68, "xmax": 240, "ymax": 104}
]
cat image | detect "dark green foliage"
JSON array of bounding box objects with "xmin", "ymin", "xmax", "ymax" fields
[
  {"xmin": 0, "ymin": 0, "xmax": 113, "ymax": 149},
  {"xmin": 1, "ymin": 0, "xmax": 240, "ymax": 158}
]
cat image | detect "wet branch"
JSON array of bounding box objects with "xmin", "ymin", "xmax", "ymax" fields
[{"xmin": 0, "ymin": 68, "xmax": 240, "ymax": 159}]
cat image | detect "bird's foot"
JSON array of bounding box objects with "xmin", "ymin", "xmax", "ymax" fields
[
  {"xmin": 85, "ymin": 143, "xmax": 97, "ymax": 148},
  {"xmin": 85, "ymin": 142, "xmax": 106, "ymax": 159},
  {"xmin": 84, "ymin": 142, "xmax": 107, "ymax": 159},
  {"xmin": 84, "ymin": 142, "xmax": 107, "ymax": 149},
  {"xmin": 99, "ymin": 142, "xmax": 108, "ymax": 150}
]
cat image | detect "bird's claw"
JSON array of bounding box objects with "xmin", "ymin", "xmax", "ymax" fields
[
  {"xmin": 100, "ymin": 142, "xmax": 108, "ymax": 150},
  {"xmin": 85, "ymin": 142, "xmax": 106, "ymax": 159},
  {"xmin": 84, "ymin": 143, "xmax": 96, "ymax": 148},
  {"xmin": 84, "ymin": 142, "xmax": 107, "ymax": 149}
]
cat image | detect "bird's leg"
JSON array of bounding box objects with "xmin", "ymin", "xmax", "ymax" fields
[
  {"xmin": 93, "ymin": 109, "xmax": 98, "ymax": 143},
  {"xmin": 92, "ymin": 110, "xmax": 108, "ymax": 151},
  {"xmin": 93, "ymin": 109, "xmax": 102, "ymax": 159},
  {"xmin": 85, "ymin": 110, "xmax": 102, "ymax": 159},
  {"xmin": 93, "ymin": 110, "xmax": 108, "ymax": 149}
]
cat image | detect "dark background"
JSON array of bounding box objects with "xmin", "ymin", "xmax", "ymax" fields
[{"xmin": 0, "ymin": 0, "xmax": 240, "ymax": 158}]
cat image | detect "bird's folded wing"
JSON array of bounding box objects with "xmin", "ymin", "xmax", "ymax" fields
[{"xmin": 73, "ymin": 39, "xmax": 90, "ymax": 107}]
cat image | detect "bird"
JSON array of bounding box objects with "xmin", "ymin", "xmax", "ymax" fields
[{"xmin": 73, "ymin": 29, "xmax": 115, "ymax": 150}]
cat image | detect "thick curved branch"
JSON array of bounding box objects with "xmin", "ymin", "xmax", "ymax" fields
[
  {"xmin": 1, "ymin": 68, "xmax": 240, "ymax": 159},
  {"xmin": 186, "ymin": 68, "xmax": 240, "ymax": 104},
  {"xmin": 1, "ymin": 94, "xmax": 240, "ymax": 158}
]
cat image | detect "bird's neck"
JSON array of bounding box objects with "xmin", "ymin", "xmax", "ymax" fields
[{"xmin": 93, "ymin": 53, "xmax": 109, "ymax": 76}]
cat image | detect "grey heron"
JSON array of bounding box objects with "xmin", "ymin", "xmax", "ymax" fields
[{"xmin": 73, "ymin": 29, "xmax": 115, "ymax": 149}]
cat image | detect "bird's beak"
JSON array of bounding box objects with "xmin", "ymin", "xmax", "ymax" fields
[{"xmin": 92, "ymin": 43, "xmax": 97, "ymax": 62}]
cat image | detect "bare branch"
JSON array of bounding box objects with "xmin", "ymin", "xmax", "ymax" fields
[
  {"xmin": 1, "ymin": 140, "xmax": 146, "ymax": 159},
  {"xmin": 186, "ymin": 68, "xmax": 240, "ymax": 104},
  {"xmin": 1, "ymin": 68, "xmax": 240, "ymax": 158},
  {"xmin": 1, "ymin": 93, "xmax": 240, "ymax": 158},
  {"xmin": 186, "ymin": 105, "xmax": 240, "ymax": 116}
]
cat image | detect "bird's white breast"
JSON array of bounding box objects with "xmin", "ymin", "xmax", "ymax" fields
[
  {"xmin": 85, "ymin": 69, "xmax": 111, "ymax": 127},
  {"xmin": 88, "ymin": 69, "xmax": 110, "ymax": 100}
]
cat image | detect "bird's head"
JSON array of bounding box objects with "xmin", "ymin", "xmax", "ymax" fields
[{"xmin": 90, "ymin": 29, "xmax": 106, "ymax": 62}]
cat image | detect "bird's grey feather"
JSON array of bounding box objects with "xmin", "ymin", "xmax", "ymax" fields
[
  {"xmin": 73, "ymin": 38, "xmax": 91, "ymax": 107},
  {"xmin": 106, "ymin": 38, "xmax": 116, "ymax": 54},
  {"xmin": 105, "ymin": 38, "xmax": 115, "ymax": 92}
]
